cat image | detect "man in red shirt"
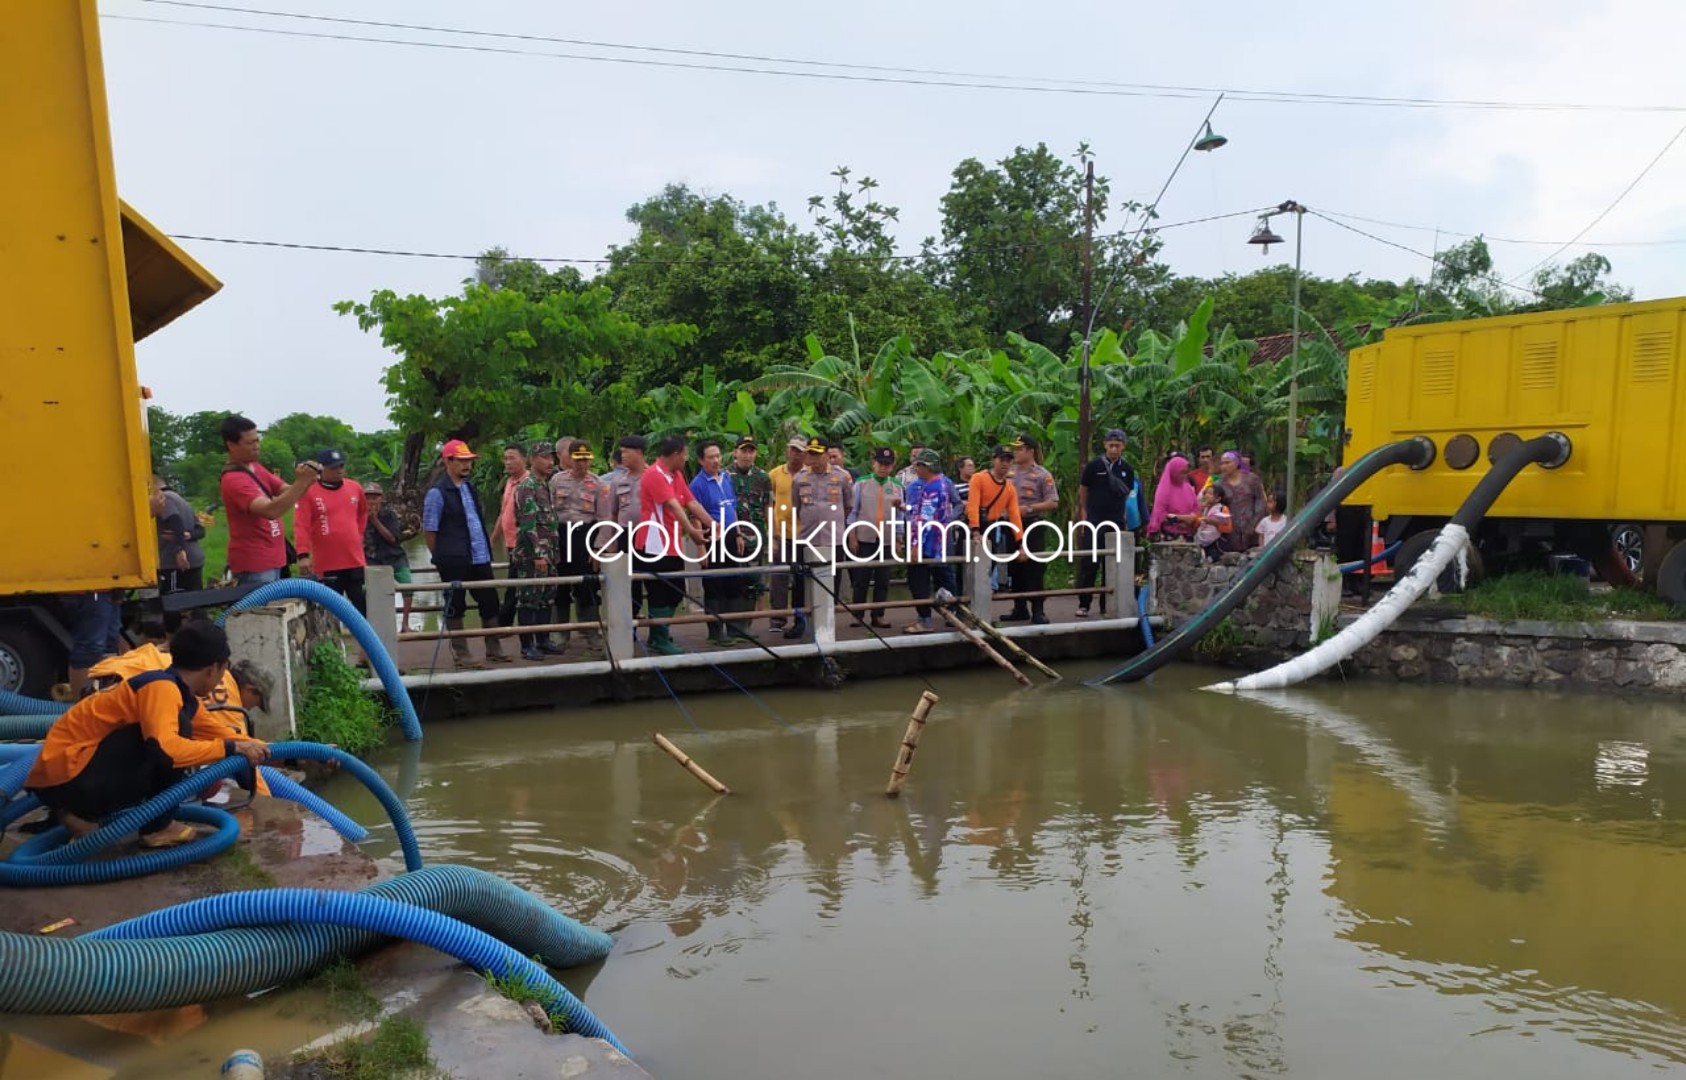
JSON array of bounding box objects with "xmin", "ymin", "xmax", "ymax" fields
[
  {"xmin": 635, "ymin": 435, "xmax": 713, "ymax": 655},
  {"xmin": 218, "ymin": 414, "xmax": 319, "ymax": 585},
  {"xmin": 294, "ymin": 448, "xmax": 371, "ymax": 614}
]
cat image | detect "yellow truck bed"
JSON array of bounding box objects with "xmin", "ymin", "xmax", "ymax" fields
[
  {"xmin": 1345, "ymin": 297, "xmax": 1686, "ymax": 523},
  {"xmin": 1, "ymin": 0, "xmax": 220, "ymax": 595}
]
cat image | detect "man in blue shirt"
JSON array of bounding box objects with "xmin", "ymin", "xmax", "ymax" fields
[
  {"xmin": 690, "ymin": 439, "xmax": 753, "ymax": 644},
  {"xmin": 901, "ymin": 449, "xmax": 961, "ymax": 635},
  {"xmin": 422, "ymin": 439, "xmax": 509, "ymax": 667}
]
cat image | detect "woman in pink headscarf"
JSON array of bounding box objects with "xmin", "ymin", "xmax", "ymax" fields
[{"xmin": 1147, "ymin": 455, "xmax": 1200, "ymax": 540}]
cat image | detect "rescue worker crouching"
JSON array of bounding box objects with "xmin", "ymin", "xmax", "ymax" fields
[{"xmin": 24, "ymin": 622, "xmax": 270, "ymax": 848}]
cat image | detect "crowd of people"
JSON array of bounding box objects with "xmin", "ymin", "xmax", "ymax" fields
[{"xmin": 194, "ymin": 413, "xmax": 1298, "ymax": 670}]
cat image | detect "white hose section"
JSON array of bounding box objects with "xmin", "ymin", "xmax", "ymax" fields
[{"xmin": 1204, "ymin": 523, "xmax": 1470, "ymax": 693}]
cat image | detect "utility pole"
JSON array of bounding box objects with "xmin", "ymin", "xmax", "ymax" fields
[
  {"xmin": 1077, "ymin": 159, "xmax": 1095, "ymax": 469},
  {"xmin": 1287, "ymin": 205, "xmax": 1304, "ymax": 517}
]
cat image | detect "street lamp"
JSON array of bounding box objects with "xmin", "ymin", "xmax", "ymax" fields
[
  {"xmin": 1248, "ymin": 200, "xmax": 1306, "ymax": 515},
  {"xmin": 1076, "ymin": 104, "xmax": 1229, "ymax": 466}
]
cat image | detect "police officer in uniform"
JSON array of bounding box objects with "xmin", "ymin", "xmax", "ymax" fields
[
  {"xmin": 1005, "ymin": 434, "xmax": 1059, "ymax": 625},
  {"xmin": 787, "ymin": 436, "xmax": 853, "ymax": 639},
  {"xmin": 550, "ymin": 439, "xmax": 610, "ymax": 651},
  {"xmin": 602, "ymin": 434, "xmax": 648, "ymax": 623}
]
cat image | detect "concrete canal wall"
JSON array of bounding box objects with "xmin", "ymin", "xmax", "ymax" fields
[
  {"xmin": 1338, "ymin": 615, "xmax": 1686, "ymax": 694},
  {"xmin": 1147, "ymin": 541, "xmax": 1686, "ymax": 696}
]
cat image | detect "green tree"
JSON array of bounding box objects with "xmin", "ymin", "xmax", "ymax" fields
[
  {"xmin": 335, "ymin": 279, "xmax": 691, "ymax": 494},
  {"xmin": 927, "ymin": 143, "xmax": 1160, "ymax": 347},
  {"xmin": 805, "ymin": 167, "xmax": 982, "ymax": 359},
  {"xmin": 1523, "ymin": 252, "xmax": 1633, "ymax": 312},
  {"xmin": 600, "ymin": 184, "xmax": 814, "ymax": 388}
]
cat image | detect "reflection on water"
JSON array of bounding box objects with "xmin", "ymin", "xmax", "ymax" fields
[
  {"xmin": 322, "ymin": 666, "xmax": 1686, "ymax": 1079},
  {"xmin": 10, "ymin": 666, "xmax": 1683, "ymax": 1079}
]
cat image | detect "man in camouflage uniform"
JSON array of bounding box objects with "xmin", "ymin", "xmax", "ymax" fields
[
  {"xmin": 726, "ymin": 435, "xmax": 771, "ymax": 608},
  {"xmin": 511, "ymin": 440, "xmax": 560, "ymax": 661},
  {"xmin": 551, "ymin": 438, "xmax": 610, "ymax": 652}
]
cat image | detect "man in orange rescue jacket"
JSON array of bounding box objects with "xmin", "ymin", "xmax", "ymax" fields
[{"xmin": 25, "ymin": 622, "xmax": 270, "ymax": 848}]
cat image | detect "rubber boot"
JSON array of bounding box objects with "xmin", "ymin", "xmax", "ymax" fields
[
  {"xmin": 517, "ymin": 610, "xmax": 543, "ymax": 661},
  {"xmin": 646, "ymin": 606, "xmax": 684, "ymax": 656},
  {"xmin": 483, "ymin": 617, "xmax": 513, "ymax": 663},
  {"xmin": 704, "ymin": 598, "xmax": 729, "ymax": 645},
  {"xmin": 1031, "ymin": 598, "xmax": 1049, "ymax": 626},
  {"xmin": 783, "ymin": 610, "xmax": 808, "ymax": 640},
  {"xmin": 544, "ymin": 594, "xmax": 571, "ymax": 654},
  {"xmin": 446, "ymin": 618, "xmax": 481, "ymax": 669},
  {"xmin": 727, "ymin": 596, "xmax": 757, "ymax": 642}
]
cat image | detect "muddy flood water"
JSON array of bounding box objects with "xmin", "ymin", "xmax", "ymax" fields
[
  {"xmin": 317, "ymin": 663, "xmax": 1686, "ymax": 1079},
  {"xmin": 15, "ymin": 663, "xmax": 1686, "ymax": 1079}
]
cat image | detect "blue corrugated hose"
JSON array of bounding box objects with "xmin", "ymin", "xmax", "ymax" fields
[
  {"xmin": 259, "ymin": 767, "xmax": 369, "ymax": 843},
  {"xmin": 0, "ymin": 742, "xmax": 419, "ymax": 885},
  {"xmin": 0, "ymin": 715, "xmax": 57, "ymax": 741},
  {"xmin": 217, "ymin": 579, "xmax": 422, "ymax": 742},
  {"xmin": 0, "ymin": 690, "xmax": 66, "ymax": 716},
  {"xmin": 0, "ymin": 749, "xmax": 41, "ymax": 800},
  {"xmin": 0, "ymin": 744, "xmax": 39, "ymax": 762},
  {"xmin": 0, "ymin": 864, "xmax": 615, "ymax": 1027},
  {"xmin": 1137, "ymin": 585, "xmax": 1155, "ymax": 649},
  {"xmin": 90, "ymin": 888, "xmax": 626, "ymax": 1053}
]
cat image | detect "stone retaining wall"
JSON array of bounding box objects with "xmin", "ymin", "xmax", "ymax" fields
[
  {"xmin": 1151, "ymin": 542, "xmax": 1340, "ymax": 651},
  {"xmin": 1149, "ymin": 542, "xmax": 1686, "ymax": 695},
  {"xmin": 1342, "ymin": 614, "xmax": 1686, "ymax": 693}
]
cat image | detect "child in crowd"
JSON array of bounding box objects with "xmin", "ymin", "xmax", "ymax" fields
[
  {"xmin": 1194, "ymin": 484, "xmax": 1232, "ymax": 561},
  {"xmin": 1255, "ymin": 489, "xmax": 1288, "ymax": 549}
]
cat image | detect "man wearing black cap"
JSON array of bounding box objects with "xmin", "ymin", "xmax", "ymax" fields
[
  {"xmin": 294, "ymin": 448, "xmax": 370, "ymax": 614},
  {"xmin": 552, "ymin": 439, "xmax": 610, "ymax": 653},
  {"xmin": 724, "ymin": 435, "xmax": 771, "ymax": 638},
  {"xmin": 604, "ymin": 435, "xmax": 649, "ymax": 623},
  {"xmin": 846, "ymin": 446, "xmax": 903, "ymax": 627},
  {"xmin": 1075, "ymin": 428, "xmax": 1138, "ymax": 617},
  {"xmin": 511, "ymin": 440, "xmax": 560, "ymax": 661},
  {"xmin": 1005, "ymin": 434, "xmax": 1059, "ymax": 624},
  {"xmin": 25, "ymin": 622, "xmax": 268, "ymax": 847}
]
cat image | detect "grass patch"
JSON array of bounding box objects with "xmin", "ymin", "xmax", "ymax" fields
[
  {"xmin": 1446, "ymin": 571, "xmax": 1683, "ymax": 622},
  {"xmin": 297, "ymin": 641, "xmax": 390, "ymax": 755},
  {"xmin": 303, "ymin": 1014, "xmax": 435, "ymax": 1080},
  {"xmin": 1194, "ymin": 615, "xmax": 1249, "ymax": 660},
  {"xmin": 484, "ymin": 964, "xmax": 570, "ymax": 1033},
  {"xmin": 303, "ymin": 956, "xmax": 381, "ymax": 1023},
  {"xmin": 215, "ymin": 844, "xmax": 277, "ymax": 890}
]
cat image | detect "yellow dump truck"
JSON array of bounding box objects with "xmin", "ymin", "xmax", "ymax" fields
[
  {"xmin": 1344, "ymin": 296, "xmax": 1686, "ymax": 598},
  {"xmin": 0, "ymin": 2, "xmax": 221, "ymax": 694}
]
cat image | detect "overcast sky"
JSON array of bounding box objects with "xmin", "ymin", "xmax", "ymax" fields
[{"xmin": 99, "ymin": 0, "xmax": 1686, "ymax": 433}]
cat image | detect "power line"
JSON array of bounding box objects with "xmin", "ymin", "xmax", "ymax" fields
[
  {"xmin": 166, "ymin": 207, "xmax": 1270, "ymax": 266},
  {"xmin": 1307, "ymin": 210, "xmax": 1546, "ymax": 300},
  {"xmin": 1315, "ymin": 207, "xmax": 1686, "ymax": 248},
  {"xmin": 1521, "ymin": 119, "xmax": 1686, "ymax": 276},
  {"xmin": 109, "ymin": 3, "xmax": 1686, "ymax": 114}
]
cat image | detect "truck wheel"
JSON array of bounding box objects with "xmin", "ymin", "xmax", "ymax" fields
[
  {"xmin": 1393, "ymin": 529, "xmax": 1484, "ymax": 595},
  {"xmin": 1656, "ymin": 540, "xmax": 1686, "ymax": 607},
  {"xmin": 0, "ymin": 620, "xmax": 60, "ymax": 698}
]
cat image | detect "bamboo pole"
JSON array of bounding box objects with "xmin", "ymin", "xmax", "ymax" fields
[
  {"xmin": 886, "ymin": 690, "xmax": 940, "ymax": 798},
  {"xmin": 653, "ymin": 733, "xmax": 731, "ymax": 795},
  {"xmin": 954, "ymin": 604, "xmax": 1061, "ymax": 681},
  {"xmin": 936, "ymin": 609, "xmax": 1032, "ymax": 687}
]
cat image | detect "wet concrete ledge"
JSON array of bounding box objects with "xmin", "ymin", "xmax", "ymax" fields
[
  {"xmin": 0, "ymin": 796, "xmax": 647, "ymax": 1078},
  {"xmin": 366, "ymin": 617, "xmax": 1158, "ymax": 719}
]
